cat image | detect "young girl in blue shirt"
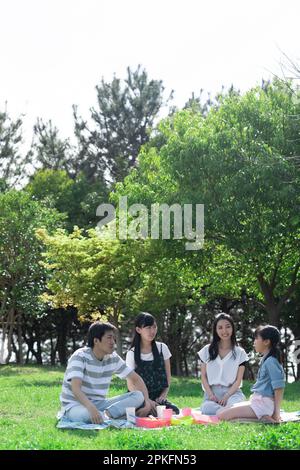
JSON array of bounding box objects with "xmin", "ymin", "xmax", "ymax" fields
[{"xmin": 217, "ymin": 325, "xmax": 285, "ymax": 423}]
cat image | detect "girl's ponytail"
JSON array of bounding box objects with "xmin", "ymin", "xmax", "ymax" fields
[{"xmin": 255, "ymin": 325, "xmax": 282, "ymax": 364}]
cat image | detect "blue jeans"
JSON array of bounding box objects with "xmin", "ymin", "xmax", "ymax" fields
[
  {"xmin": 201, "ymin": 385, "xmax": 246, "ymax": 415},
  {"xmin": 65, "ymin": 391, "xmax": 144, "ymax": 422}
]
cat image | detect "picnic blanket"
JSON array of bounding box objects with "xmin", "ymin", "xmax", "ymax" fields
[
  {"xmin": 231, "ymin": 411, "xmax": 300, "ymax": 424},
  {"xmin": 56, "ymin": 410, "xmax": 300, "ymax": 430},
  {"xmin": 57, "ymin": 416, "xmax": 135, "ymax": 430}
]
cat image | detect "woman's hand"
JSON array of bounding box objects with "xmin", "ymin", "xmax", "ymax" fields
[
  {"xmin": 156, "ymin": 396, "xmax": 167, "ymax": 404},
  {"xmin": 218, "ymin": 394, "xmax": 229, "ymax": 406},
  {"xmin": 208, "ymin": 393, "xmax": 218, "ymax": 402}
]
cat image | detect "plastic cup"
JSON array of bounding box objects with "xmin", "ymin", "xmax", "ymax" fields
[
  {"xmin": 156, "ymin": 405, "xmax": 166, "ymax": 418},
  {"xmin": 126, "ymin": 407, "xmax": 136, "ymax": 423},
  {"xmin": 163, "ymin": 408, "xmax": 173, "ymax": 419},
  {"xmin": 182, "ymin": 407, "xmax": 192, "ymax": 416}
]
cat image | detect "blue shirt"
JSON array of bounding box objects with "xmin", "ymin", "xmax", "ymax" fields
[{"xmin": 251, "ymin": 356, "xmax": 285, "ymax": 397}]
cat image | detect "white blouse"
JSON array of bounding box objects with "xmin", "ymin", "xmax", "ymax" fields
[
  {"xmin": 126, "ymin": 342, "xmax": 171, "ymax": 369},
  {"xmin": 198, "ymin": 344, "xmax": 248, "ymax": 388}
]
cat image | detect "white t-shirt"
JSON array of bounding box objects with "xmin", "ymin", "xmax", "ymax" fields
[
  {"xmin": 126, "ymin": 342, "xmax": 172, "ymax": 369},
  {"xmin": 198, "ymin": 344, "xmax": 248, "ymax": 388}
]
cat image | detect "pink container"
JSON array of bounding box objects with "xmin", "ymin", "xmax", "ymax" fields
[
  {"xmin": 135, "ymin": 417, "xmax": 171, "ymax": 428},
  {"xmin": 163, "ymin": 408, "xmax": 173, "ymax": 419},
  {"xmin": 192, "ymin": 412, "xmax": 219, "ymax": 425},
  {"xmin": 182, "ymin": 407, "xmax": 192, "ymax": 416}
]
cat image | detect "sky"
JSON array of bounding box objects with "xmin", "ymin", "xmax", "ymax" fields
[{"xmin": 0, "ymin": 0, "xmax": 299, "ymax": 150}]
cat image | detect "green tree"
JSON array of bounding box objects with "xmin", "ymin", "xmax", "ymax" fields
[
  {"xmin": 26, "ymin": 169, "xmax": 108, "ymax": 231},
  {"xmin": 114, "ymin": 80, "xmax": 300, "ymax": 327},
  {"xmin": 37, "ymin": 228, "xmax": 150, "ymax": 354},
  {"xmin": 155, "ymin": 81, "xmax": 300, "ymax": 326},
  {"xmin": 73, "ymin": 65, "xmax": 172, "ymax": 183},
  {"xmin": 0, "ymin": 190, "xmax": 64, "ymax": 363},
  {"xmin": 31, "ymin": 118, "xmax": 75, "ymax": 176},
  {"xmin": 0, "ymin": 108, "xmax": 29, "ymax": 187}
]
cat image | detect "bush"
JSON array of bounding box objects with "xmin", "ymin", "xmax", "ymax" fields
[
  {"xmin": 114, "ymin": 429, "xmax": 184, "ymax": 450},
  {"xmin": 243, "ymin": 424, "xmax": 300, "ymax": 450}
]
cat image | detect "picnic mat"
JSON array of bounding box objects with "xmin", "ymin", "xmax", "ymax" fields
[
  {"xmin": 57, "ymin": 416, "xmax": 135, "ymax": 430},
  {"xmin": 56, "ymin": 410, "xmax": 300, "ymax": 430},
  {"xmin": 231, "ymin": 411, "xmax": 300, "ymax": 424},
  {"xmin": 56, "ymin": 412, "xmax": 219, "ymax": 430}
]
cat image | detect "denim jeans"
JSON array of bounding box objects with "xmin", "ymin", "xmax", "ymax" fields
[
  {"xmin": 65, "ymin": 390, "xmax": 144, "ymax": 423},
  {"xmin": 200, "ymin": 385, "xmax": 246, "ymax": 415}
]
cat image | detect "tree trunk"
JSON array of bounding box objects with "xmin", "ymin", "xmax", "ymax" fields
[
  {"xmin": 17, "ymin": 315, "xmax": 24, "ymax": 365},
  {"xmin": 0, "ymin": 291, "xmax": 9, "ymax": 364},
  {"xmin": 257, "ymin": 274, "xmax": 281, "ymax": 326},
  {"xmin": 291, "ymin": 325, "xmax": 300, "ymax": 381},
  {"xmin": 6, "ymin": 308, "xmax": 15, "ymax": 363},
  {"xmin": 36, "ymin": 339, "xmax": 43, "ymax": 365},
  {"xmin": 115, "ymin": 329, "xmax": 122, "ymax": 356},
  {"xmin": 50, "ymin": 335, "xmax": 57, "ymax": 365}
]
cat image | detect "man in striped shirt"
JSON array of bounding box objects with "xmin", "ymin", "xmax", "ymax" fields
[{"xmin": 59, "ymin": 321, "xmax": 149, "ymax": 423}]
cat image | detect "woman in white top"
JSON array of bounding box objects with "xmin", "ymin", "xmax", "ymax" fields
[
  {"xmin": 126, "ymin": 312, "xmax": 179, "ymax": 416},
  {"xmin": 198, "ymin": 313, "xmax": 248, "ymax": 415}
]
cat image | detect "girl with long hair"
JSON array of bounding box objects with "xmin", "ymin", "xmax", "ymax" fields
[
  {"xmin": 217, "ymin": 324, "xmax": 285, "ymax": 422},
  {"xmin": 198, "ymin": 313, "xmax": 248, "ymax": 415},
  {"xmin": 126, "ymin": 312, "xmax": 179, "ymax": 416}
]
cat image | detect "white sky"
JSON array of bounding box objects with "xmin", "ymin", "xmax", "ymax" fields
[{"xmin": 0, "ymin": 0, "xmax": 299, "ymax": 150}]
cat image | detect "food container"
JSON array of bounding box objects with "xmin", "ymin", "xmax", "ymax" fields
[{"xmin": 135, "ymin": 417, "xmax": 171, "ymax": 428}]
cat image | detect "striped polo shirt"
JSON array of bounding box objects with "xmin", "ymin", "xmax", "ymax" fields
[{"xmin": 60, "ymin": 347, "xmax": 133, "ymax": 411}]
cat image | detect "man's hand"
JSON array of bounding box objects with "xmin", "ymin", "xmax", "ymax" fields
[
  {"xmin": 149, "ymin": 399, "xmax": 158, "ymax": 415},
  {"xmin": 87, "ymin": 404, "xmax": 103, "ymax": 424},
  {"xmin": 136, "ymin": 400, "xmax": 152, "ymax": 417}
]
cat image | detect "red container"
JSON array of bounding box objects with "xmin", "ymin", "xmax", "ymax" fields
[{"xmin": 135, "ymin": 417, "xmax": 171, "ymax": 428}]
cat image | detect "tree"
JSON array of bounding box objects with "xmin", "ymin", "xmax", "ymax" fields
[
  {"xmin": 0, "ymin": 190, "xmax": 64, "ymax": 363},
  {"xmin": 31, "ymin": 119, "xmax": 76, "ymax": 177},
  {"xmin": 26, "ymin": 169, "xmax": 108, "ymax": 231},
  {"xmin": 37, "ymin": 228, "xmax": 150, "ymax": 355},
  {"xmin": 73, "ymin": 65, "xmax": 172, "ymax": 183},
  {"xmin": 0, "ymin": 107, "xmax": 29, "ymax": 187},
  {"xmin": 154, "ymin": 81, "xmax": 300, "ymax": 326}
]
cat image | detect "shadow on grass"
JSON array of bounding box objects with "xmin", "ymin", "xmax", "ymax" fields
[
  {"xmin": 0, "ymin": 364, "xmax": 64, "ymax": 377},
  {"xmin": 20, "ymin": 381, "xmax": 63, "ymax": 388}
]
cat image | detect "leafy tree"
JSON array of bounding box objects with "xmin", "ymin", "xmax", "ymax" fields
[
  {"xmin": 73, "ymin": 65, "xmax": 172, "ymax": 183},
  {"xmin": 0, "ymin": 190, "xmax": 64, "ymax": 363},
  {"xmin": 0, "ymin": 108, "xmax": 29, "ymax": 187},
  {"xmin": 26, "ymin": 169, "xmax": 108, "ymax": 231},
  {"xmin": 37, "ymin": 228, "xmax": 151, "ymax": 354},
  {"xmin": 114, "ymin": 80, "xmax": 300, "ymax": 327},
  {"xmin": 31, "ymin": 118, "xmax": 75, "ymax": 176}
]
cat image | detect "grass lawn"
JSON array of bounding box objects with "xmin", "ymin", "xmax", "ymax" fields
[{"xmin": 0, "ymin": 365, "xmax": 299, "ymax": 450}]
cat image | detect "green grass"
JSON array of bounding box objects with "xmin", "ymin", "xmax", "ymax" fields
[{"xmin": 0, "ymin": 365, "xmax": 299, "ymax": 450}]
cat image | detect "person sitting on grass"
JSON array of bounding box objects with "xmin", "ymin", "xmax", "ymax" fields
[
  {"xmin": 58, "ymin": 321, "xmax": 151, "ymax": 423},
  {"xmin": 126, "ymin": 312, "xmax": 180, "ymax": 417},
  {"xmin": 217, "ymin": 325, "xmax": 285, "ymax": 423},
  {"xmin": 198, "ymin": 313, "xmax": 249, "ymax": 415}
]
